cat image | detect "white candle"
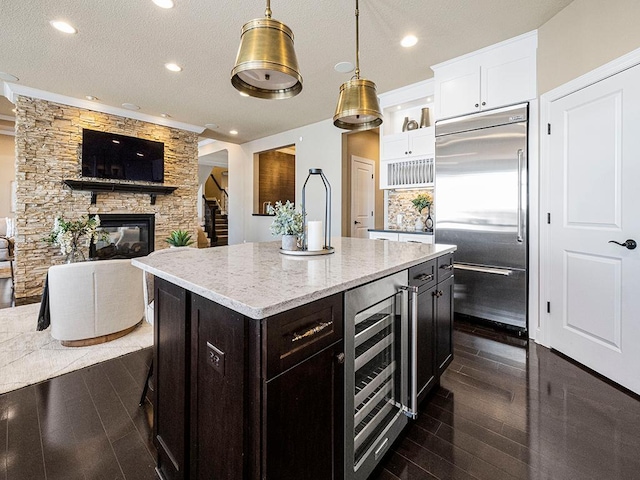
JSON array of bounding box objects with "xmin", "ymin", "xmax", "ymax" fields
[{"xmin": 307, "ymin": 220, "xmax": 324, "ymax": 251}]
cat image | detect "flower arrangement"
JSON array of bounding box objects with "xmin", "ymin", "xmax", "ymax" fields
[
  {"xmin": 411, "ymin": 192, "xmax": 433, "ymax": 213},
  {"xmin": 267, "ymin": 200, "xmax": 304, "ymax": 237},
  {"xmin": 165, "ymin": 229, "xmax": 194, "ymax": 247},
  {"xmin": 44, "ymin": 215, "xmax": 107, "ymax": 262}
]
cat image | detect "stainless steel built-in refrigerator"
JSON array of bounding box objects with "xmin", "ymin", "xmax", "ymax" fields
[{"xmin": 435, "ymin": 103, "xmax": 528, "ymax": 330}]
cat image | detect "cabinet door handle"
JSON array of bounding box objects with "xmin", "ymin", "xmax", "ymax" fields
[
  {"xmin": 482, "ymin": 101, "xmax": 486, "ymax": 106},
  {"xmin": 414, "ymin": 273, "xmax": 434, "ymax": 282},
  {"xmin": 475, "ymin": 103, "xmax": 479, "ymax": 108},
  {"xmin": 408, "ymin": 150, "xmax": 412, "ymax": 154},
  {"xmin": 440, "ymin": 264, "xmax": 454, "ymax": 271},
  {"xmin": 291, "ymin": 321, "xmax": 333, "ymax": 343},
  {"xmin": 336, "ymin": 352, "xmax": 345, "ymax": 364},
  {"xmin": 432, "ymin": 290, "xmax": 443, "ymax": 298}
]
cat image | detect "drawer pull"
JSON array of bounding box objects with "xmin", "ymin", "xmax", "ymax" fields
[
  {"xmin": 414, "ymin": 273, "xmax": 434, "ymax": 282},
  {"xmin": 440, "ymin": 264, "xmax": 454, "ymax": 271},
  {"xmin": 292, "ymin": 321, "xmax": 333, "ymax": 343}
]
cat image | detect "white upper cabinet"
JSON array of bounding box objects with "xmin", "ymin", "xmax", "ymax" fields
[
  {"xmin": 378, "ymin": 80, "xmax": 436, "ymax": 189},
  {"xmin": 432, "ymin": 31, "xmax": 537, "ymax": 119},
  {"xmin": 382, "ymin": 128, "xmax": 434, "ymax": 159}
]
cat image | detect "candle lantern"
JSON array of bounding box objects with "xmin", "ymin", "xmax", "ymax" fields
[{"xmin": 281, "ymin": 168, "xmax": 334, "ymax": 256}]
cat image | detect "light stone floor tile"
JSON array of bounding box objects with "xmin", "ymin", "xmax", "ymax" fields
[{"xmin": 0, "ymin": 303, "xmax": 152, "ymax": 394}]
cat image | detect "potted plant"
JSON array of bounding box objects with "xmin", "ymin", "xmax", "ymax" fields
[
  {"xmin": 267, "ymin": 200, "xmax": 304, "ymax": 251},
  {"xmin": 44, "ymin": 215, "xmax": 107, "ymax": 263},
  {"xmin": 165, "ymin": 229, "xmax": 194, "ymax": 247},
  {"xmin": 411, "ymin": 193, "xmax": 433, "ymax": 231}
]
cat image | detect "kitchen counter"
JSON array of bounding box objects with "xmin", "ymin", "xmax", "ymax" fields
[
  {"xmin": 368, "ymin": 228, "xmax": 433, "ymax": 236},
  {"xmin": 132, "ymin": 236, "xmax": 454, "ymax": 319},
  {"xmin": 137, "ymin": 237, "xmax": 456, "ymax": 480}
]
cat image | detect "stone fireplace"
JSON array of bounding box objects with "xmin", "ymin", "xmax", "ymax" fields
[
  {"xmin": 13, "ymin": 96, "xmax": 199, "ymax": 298},
  {"xmin": 91, "ymin": 213, "xmax": 155, "ymax": 260}
]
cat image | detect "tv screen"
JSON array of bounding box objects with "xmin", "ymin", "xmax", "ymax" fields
[{"xmin": 81, "ymin": 129, "xmax": 164, "ymax": 183}]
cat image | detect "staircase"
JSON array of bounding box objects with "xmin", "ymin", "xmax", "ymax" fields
[
  {"xmin": 215, "ymin": 214, "xmax": 228, "ymax": 246},
  {"xmin": 203, "ymin": 196, "xmax": 228, "ymax": 247}
]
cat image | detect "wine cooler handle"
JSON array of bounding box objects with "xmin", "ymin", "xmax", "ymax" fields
[{"xmin": 399, "ymin": 285, "xmax": 419, "ymax": 420}]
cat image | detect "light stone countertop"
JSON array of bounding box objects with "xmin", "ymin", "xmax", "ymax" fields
[{"xmin": 132, "ymin": 237, "xmax": 456, "ymax": 319}]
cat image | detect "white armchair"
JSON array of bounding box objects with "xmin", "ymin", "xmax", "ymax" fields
[
  {"xmin": 0, "ymin": 217, "xmax": 15, "ymax": 298},
  {"xmin": 48, "ymin": 259, "xmax": 145, "ymax": 346}
]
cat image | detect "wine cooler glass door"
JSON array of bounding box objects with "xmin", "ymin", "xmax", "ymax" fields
[{"xmin": 345, "ymin": 270, "xmax": 409, "ymax": 480}]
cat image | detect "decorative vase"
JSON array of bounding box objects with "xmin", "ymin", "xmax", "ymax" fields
[
  {"xmin": 414, "ymin": 217, "xmax": 425, "ymax": 232},
  {"xmin": 65, "ymin": 248, "xmax": 85, "ymax": 263},
  {"xmin": 402, "ymin": 116, "xmax": 409, "ymax": 132},
  {"xmin": 420, "ymin": 107, "xmax": 430, "ymax": 128},
  {"xmin": 425, "ymin": 205, "xmax": 434, "ymax": 232},
  {"xmin": 281, "ymin": 234, "xmax": 298, "ymax": 251}
]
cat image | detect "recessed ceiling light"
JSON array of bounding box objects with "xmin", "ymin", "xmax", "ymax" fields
[
  {"xmin": 152, "ymin": 0, "xmax": 175, "ymax": 8},
  {"xmin": 205, "ymin": 123, "xmax": 219, "ymax": 129},
  {"xmin": 122, "ymin": 103, "xmax": 140, "ymax": 110},
  {"xmin": 85, "ymin": 95, "xmax": 98, "ymax": 101},
  {"xmin": 229, "ymin": 130, "xmax": 238, "ymax": 135},
  {"xmin": 334, "ymin": 61, "xmax": 355, "ymax": 74},
  {"xmin": 161, "ymin": 113, "xmax": 171, "ymax": 118},
  {"xmin": 426, "ymin": 96, "xmax": 433, "ymax": 103},
  {"xmin": 401, "ymin": 35, "xmax": 418, "ymax": 48},
  {"xmin": 164, "ymin": 63, "xmax": 182, "ymax": 72},
  {"xmin": 50, "ymin": 20, "xmax": 77, "ymax": 34},
  {"xmin": 0, "ymin": 72, "xmax": 19, "ymax": 82}
]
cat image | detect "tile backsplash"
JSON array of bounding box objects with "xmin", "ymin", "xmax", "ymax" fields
[{"xmin": 388, "ymin": 189, "xmax": 435, "ymax": 231}]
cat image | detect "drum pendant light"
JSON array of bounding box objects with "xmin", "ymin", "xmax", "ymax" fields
[
  {"xmin": 231, "ymin": 0, "xmax": 302, "ymax": 99},
  {"xmin": 333, "ymin": 0, "xmax": 383, "ymax": 130}
]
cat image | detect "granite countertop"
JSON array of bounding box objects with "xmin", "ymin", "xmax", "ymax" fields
[
  {"xmin": 368, "ymin": 229, "xmax": 434, "ymax": 236},
  {"xmin": 132, "ymin": 237, "xmax": 455, "ymax": 319}
]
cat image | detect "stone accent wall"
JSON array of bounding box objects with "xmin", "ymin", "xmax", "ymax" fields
[
  {"xmin": 387, "ymin": 188, "xmax": 435, "ymax": 231},
  {"xmin": 13, "ymin": 96, "xmax": 199, "ymax": 298}
]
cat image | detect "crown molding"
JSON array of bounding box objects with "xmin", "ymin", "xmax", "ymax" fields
[{"xmin": 3, "ymin": 82, "xmax": 206, "ymax": 134}]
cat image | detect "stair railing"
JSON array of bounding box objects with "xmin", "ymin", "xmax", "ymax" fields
[{"xmin": 209, "ymin": 174, "xmax": 229, "ymax": 214}]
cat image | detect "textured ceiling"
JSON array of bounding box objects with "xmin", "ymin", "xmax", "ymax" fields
[{"xmin": 0, "ymin": 0, "xmax": 573, "ymax": 143}]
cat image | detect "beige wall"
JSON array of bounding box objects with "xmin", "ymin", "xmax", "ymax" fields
[
  {"xmin": 342, "ymin": 129, "xmax": 382, "ymax": 236},
  {"xmin": 0, "ymin": 134, "xmax": 15, "ymax": 218},
  {"xmin": 13, "ymin": 96, "xmax": 199, "ymax": 298},
  {"xmin": 538, "ymin": 0, "xmax": 640, "ymax": 94}
]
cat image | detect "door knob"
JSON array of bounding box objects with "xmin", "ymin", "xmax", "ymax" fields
[
  {"xmin": 608, "ymin": 239, "xmax": 637, "ymax": 250},
  {"xmin": 354, "ymin": 220, "xmax": 361, "ymax": 225}
]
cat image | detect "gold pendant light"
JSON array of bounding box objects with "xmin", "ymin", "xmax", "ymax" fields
[
  {"xmin": 231, "ymin": 0, "xmax": 302, "ymax": 99},
  {"xmin": 333, "ymin": 0, "xmax": 383, "ymax": 130}
]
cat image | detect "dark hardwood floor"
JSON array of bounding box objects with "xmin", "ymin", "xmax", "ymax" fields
[
  {"xmin": 2, "ymin": 306, "xmax": 640, "ymax": 479},
  {"xmin": 371, "ymin": 324, "xmax": 640, "ymax": 480}
]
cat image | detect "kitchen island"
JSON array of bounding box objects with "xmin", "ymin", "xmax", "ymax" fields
[{"xmin": 133, "ymin": 237, "xmax": 456, "ymax": 480}]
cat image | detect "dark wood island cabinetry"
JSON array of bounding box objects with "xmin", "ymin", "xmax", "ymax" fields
[
  {"xmin": 133, "ymin": 238, "xmax": 456, "ymax": 480},
  {"xmin": 154, "ymin": 277, "xmax": 344, "ymax": 480}
]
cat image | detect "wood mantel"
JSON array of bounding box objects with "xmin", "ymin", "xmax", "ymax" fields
[{"xmin": 63, "ymin": 179, "xmax": 178, "ymax": 205}]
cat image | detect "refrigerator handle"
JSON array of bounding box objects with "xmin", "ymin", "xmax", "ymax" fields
[
  {"xmin": 517, "ymin": 149, "xmax": 524, "ymax": 243},
  {"xmin": 399, "ymin": 285, "xmax": 419, "ymax": 420}
]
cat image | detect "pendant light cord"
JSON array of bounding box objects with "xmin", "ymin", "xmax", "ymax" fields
[
  {"xmin": 265, "ymin": 0, "xmax": 271, "ymax": 18},
  {"xmin": 354, "ymin": 0, "xmax": 360, "ymax": 79}
]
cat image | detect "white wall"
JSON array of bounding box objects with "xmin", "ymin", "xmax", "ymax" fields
[
  {"xmin": 199, "ymin": 141, "xmax": 245, "ymax": 246},
  {"xmin": 200, "ymin": 119, "xmax": 343, "ymax": 245},
  {"xmin": 0, "ymin": 134, "xmax": 15, "ymax": 218}
]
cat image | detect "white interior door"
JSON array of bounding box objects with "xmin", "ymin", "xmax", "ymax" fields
[
  {"xmin": 548, "ymin": 64, "xmax": 640, "ymax": 394},
  {"xmin": 351, "ymin": 156, "xmax": 375, "ymax": 238}
]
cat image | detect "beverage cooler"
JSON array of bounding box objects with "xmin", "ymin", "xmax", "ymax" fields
[{"xmin": 344, "ymin": 270, "xmax": 418, "ymax": 480}]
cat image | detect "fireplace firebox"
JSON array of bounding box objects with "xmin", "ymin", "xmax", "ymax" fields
[{"xmin": 90, "ymin": 214, "xmax": 155, "ymax": 260}]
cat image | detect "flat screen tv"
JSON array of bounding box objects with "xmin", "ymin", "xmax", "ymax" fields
[{"xmin": 81, "ymin": 129, "xmax": 164, "ymax": 183}]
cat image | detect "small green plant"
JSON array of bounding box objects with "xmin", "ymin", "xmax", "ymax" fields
[
  {"xmin": 165, "ymin": 229, "xmax": 194, "ymax": 247},
  {"xmin": 411, "ymin": 192, "xmax": 433, "ymax": 213},
  {"xmin": 267, "ymin": 200, "xmax": 304, "ymax": 236}
]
